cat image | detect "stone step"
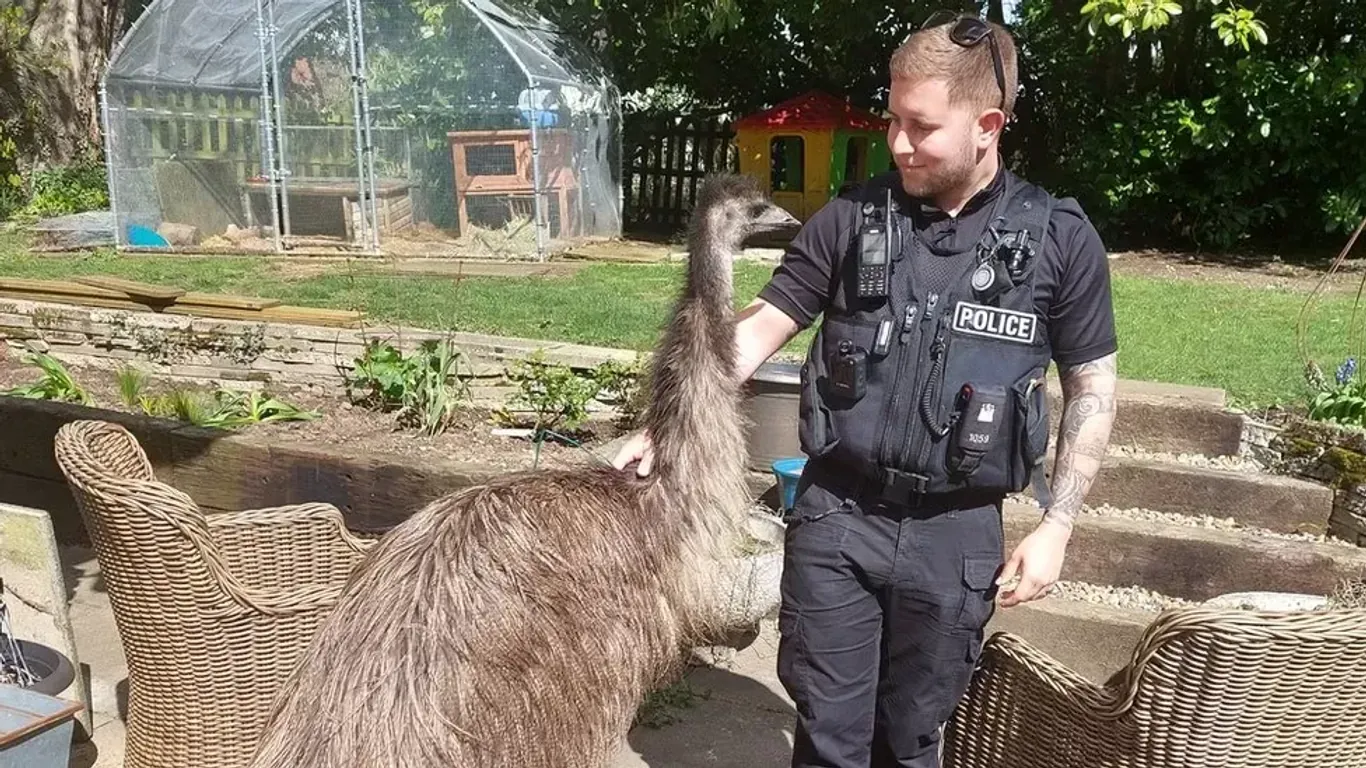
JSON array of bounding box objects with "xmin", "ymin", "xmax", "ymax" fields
[
  {"xmin": 1037, "ymin": 453, "xmax": 1334, "ymax": 535},
  {"xmin": 1003, "ymin": 501, "xmax": 1366, "ymax": 603},
  {"xmin": 1047, "ymin": 374, "xmax": 1225, "ymax": 408},
  {"xmin": 741, "ymin": 364, "xmax": 1244, "ymax": 473},
  {"xmin": 985, "ymin": 593, "xmax": 1157, "ymax": 684},
  {"xmin": 1046, "ymin": 388, "xmax": 1243, "ymax": 457}
]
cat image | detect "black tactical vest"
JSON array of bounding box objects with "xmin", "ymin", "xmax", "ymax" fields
[{"xmin": 797, "ymin": 169, "xmax": 1056, "ymax": 506}]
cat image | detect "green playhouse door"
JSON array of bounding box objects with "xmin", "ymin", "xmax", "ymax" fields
[{"xmin": 830, "ymin": 130, "xmax": 891, "ymax": 197}]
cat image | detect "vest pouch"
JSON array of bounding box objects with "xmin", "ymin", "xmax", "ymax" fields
[
  {"xmin": 801, "ymin": 314, "xmax": 888, "ymax": 465},
  {"xmin": 798, "ymin": 356, "xmax": 838, "ymax": 459},
  {"xmin": 945, "ymin": 383, "xmax": 1009, "ymax": 478},
  {"xmin": 1011, "ymin": 367, "xmax": 1050, "ymax": 473},
  {"xmin": 928, "ymin": 303, "xmax": 1050, "ymax": 496}
]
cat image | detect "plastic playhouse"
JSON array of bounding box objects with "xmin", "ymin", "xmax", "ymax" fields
[{"xmin": 734, "ymin": 90, "xmax": 891, "ymax": 221}]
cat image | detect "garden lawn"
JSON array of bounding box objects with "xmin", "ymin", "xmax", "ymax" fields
[{"xmin": 0, "ymin": 231, "xmax": 1348, "ymax": 408}]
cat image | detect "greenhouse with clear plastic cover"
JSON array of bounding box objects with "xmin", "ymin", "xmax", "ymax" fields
[{"xmin": 100, "ymin": 0, "xmax": 622, "ymax": 259}]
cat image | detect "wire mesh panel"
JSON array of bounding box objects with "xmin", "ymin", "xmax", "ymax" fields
[
  {"xmin": 270, "ymin": 3, "xmax": 377, "ymax": 249},
  {"xmin": 101, "ymin": 0, "xmax": 621, "ymax": 259}
]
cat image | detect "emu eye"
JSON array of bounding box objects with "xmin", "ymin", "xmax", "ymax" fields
[{"xmin": 748, "ymin": 203, "xmax": 766, "ymax": 218}]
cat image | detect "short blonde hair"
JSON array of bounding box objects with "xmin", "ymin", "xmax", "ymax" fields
[{"xmin": 889, "ymin": 18, "xmax": 1018, "ymax": 118}]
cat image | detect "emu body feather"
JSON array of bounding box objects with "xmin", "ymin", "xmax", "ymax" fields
[{"xmin": 247, "ymin": 173, "xmax": 799, "ymax": 768}]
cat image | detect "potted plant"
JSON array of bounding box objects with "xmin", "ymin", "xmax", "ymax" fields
[{"xmin": 706, "ymin": 510, "xmax": 786, "ymax": 650}]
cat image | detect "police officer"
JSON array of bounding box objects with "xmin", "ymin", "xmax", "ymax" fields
[{"xmin": 614, "ymin": 12, "xmax": 1118, "ymax": 768}]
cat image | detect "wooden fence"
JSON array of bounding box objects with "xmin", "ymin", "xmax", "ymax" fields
[
  {"xmin": 106, "ymin": 84, "xmax": 412, "ymax": 181},
  {"xmin": 622, "ymin": 113, "xmax": 738, "ymax": 233}
]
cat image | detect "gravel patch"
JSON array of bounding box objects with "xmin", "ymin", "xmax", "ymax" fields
[
  {"xmin": 1007, "ymin": 492, "xmax": 1354, "ymax": 548},
  {"xmin": 1081, "ymin": 503, "xmax": 1359, "ymax": 548},
  {"xmin": 1108, "ymin": 444, "xmax": 1267, "ymax": 474},
  {"xmin": 1050, "ymin": 581, "xmax": 1192, "ymax": 613}
]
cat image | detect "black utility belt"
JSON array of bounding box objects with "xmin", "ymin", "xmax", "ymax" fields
[{"xmin": 805, "ymin": 456, "xmax": 1004, "ymax": 514}]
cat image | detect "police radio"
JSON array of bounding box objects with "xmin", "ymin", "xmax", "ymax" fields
[{"xmin": 855, "ymin": 189, "xmax": 893, "ymax": 299}]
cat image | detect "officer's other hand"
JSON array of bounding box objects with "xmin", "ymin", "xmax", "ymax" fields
[
  {"xmin": 995, "ymin": 521, "xmax": 1072, "ymax": 607},
  {"xmin": 611, "ymin": 429, "xmax": 656, "ymax": 477}
]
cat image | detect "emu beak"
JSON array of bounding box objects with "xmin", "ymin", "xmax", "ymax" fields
[{"xmin": 752, "ymin": 204, "xmax": 802, "ymax": 236}]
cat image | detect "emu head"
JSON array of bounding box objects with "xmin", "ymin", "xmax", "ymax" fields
[{"xmin": 692, "ymin": 174, "xmax": 802, "ymax": 249}]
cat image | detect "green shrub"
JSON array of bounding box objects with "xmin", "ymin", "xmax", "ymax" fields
[
  {"xmin": 496, "ymin": 349, "xmax": 603, "ymax": 435},
  {"xmin": 18, "ymin": 158, "xmax": 109, "ymax": 219},
  {"xmin": 345, "ymin": 337, "xmax": 471, "ymax": 436}
]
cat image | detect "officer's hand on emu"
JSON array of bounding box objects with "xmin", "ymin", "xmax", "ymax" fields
[{"xmin": 611, "ymin": 429, "xmax": 655, "ymax": 477}]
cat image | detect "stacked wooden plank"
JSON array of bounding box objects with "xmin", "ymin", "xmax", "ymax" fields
[{"xmin": 0, "ymin": 276, "xmax": 363, "ymax": 328}]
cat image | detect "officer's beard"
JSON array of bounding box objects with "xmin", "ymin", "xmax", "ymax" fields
[{"xmin": 899, "ymin": 139, "xmax": 982, "ymax": 210}]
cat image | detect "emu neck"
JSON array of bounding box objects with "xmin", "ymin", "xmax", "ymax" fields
[
  {"xmin": 642, "ymin": 214, "xmax": 742, "ymax": 488},
  {"xmin": 683, "ymin": 213, "xmax": 738, "ymax": 318}
]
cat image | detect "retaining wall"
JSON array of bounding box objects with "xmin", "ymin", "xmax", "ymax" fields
[
  {"xmin": 0, "ymin": 297, "xmax": 638, "ymax": 394},
  {"xmin": 0, "ymin": 396, "xmax": 502, "ymax": 544}
]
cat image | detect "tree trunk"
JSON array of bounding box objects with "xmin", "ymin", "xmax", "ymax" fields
[{"xmin": 20, "ymin": 0, "xmax": 125, "ymax": 164}]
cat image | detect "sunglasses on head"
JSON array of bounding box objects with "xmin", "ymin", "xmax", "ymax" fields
[{"xmin": 919, "ymin": 10, "xmax": 1008, "ymax": 116}]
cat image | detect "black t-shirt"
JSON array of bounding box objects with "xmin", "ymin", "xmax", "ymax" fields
[{"xmin": 757, "ymin": 166, "xmax": 1118, "ymax": 368}]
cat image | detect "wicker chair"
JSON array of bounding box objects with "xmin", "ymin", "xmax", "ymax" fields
[
  {"xmin": 943, "ymin": 605, "xmax": 1366, "ymax": 768},
  {"xmin": 53, "ymin": 420, "xmax": 376, "ymax": 768}
]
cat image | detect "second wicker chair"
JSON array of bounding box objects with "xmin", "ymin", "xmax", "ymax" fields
[{"xmin": 943, "ymin": 604, "xmax": 1366, "ymax": 767}]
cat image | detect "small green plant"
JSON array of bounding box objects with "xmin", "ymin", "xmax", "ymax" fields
[
  {"xmin": 203, "ymin": 389, "xmax": 321, "ymax": 428},
  {"xmin": 631, "ymin": 678, "xmax": 708, "ymax": 729},
  {"xmin": 1, "ymin": 351, "xmax": 90, "ymax": 404},
  {"xmin": 345, "ymin": 337, "xmax": 470, "ymax": 436},
  {"xmin": 117, "ymin": 365, "xmax": 318, "ymax": 428},
  {"xmin": 496, "ymin": 349, "xmax": 604, "ymax": 435},
  {"xmin": 1306, "ymin": 357, "xmax": 1366, "ymax": 427},
  {"xmin": 115, "ymin": 365, "xmax": 149, "ymax": 407},
  {"xmin": 591, "ymin": 354, "xmax": 650, "ymax": 428}
]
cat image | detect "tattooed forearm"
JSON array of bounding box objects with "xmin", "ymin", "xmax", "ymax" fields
[{"xmin": 1044, "ymin": 352, "xmax": 1118, "ymax": 530}]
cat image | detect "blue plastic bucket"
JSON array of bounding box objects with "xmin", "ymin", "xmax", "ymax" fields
[{"xmin": 771, "ymin": 457, "xmax": 807, "ymax": 511}]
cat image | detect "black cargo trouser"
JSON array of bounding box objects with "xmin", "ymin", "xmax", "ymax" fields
[{"xmin": 776, "ymin": 463, "xmax": 1005, "ymax": 768}]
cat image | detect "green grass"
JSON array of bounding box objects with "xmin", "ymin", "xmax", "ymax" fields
[
  {"xmin": 1110, "ymin": 276, "xmax": 1352, "ymax": 409},
  {"xmin": 0, "ymin": 230, "xmax": 1356, "ymax": 409}
]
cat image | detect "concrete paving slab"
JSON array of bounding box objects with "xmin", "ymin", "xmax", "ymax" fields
[
  {"xmin": 1, "ymin": 503, "xmax": 93, "ymax": 738},
  {"xmin": 615, "ymin": 645, "xmax": 797, "ymax": 768},
  {"xmin": 60, "ymin": 546, "xmax": 126, "ymax": 723}
]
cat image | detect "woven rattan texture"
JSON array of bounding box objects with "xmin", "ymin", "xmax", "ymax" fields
[
  {"xmin": 54, "ymin": 420, "xmax": 375, "ymax": 768},
  {"xmin": 943, "ymin": 606, "xmax": 1366, "ymax": 767}
]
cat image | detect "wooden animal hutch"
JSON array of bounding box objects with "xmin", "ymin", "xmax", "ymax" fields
[{"xmin": 447, "ymin": 129, "xmax": 579, "ymax": 238}]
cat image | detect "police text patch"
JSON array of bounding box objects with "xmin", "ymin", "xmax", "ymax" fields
[{"xmin": 951, "ymin": 302, "xmax": 1037, "ymax": 344}]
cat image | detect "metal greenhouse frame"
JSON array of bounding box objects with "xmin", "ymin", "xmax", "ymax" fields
[{"xmin": 100, "ymin": 0, "xmax": 622, "ymax": 260}]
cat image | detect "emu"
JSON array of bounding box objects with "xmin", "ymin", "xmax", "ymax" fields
[{"xmin": 247, "ymin": 174, "xmax": 801, "ymax": 768}]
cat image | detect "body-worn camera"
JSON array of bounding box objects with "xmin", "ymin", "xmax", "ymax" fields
[
  {"xmin": 829, "ymin": 339, "xmax": 867, "ymax": 400},
  {"xmin": 971, "ymin": 227, "xmax": 1037, "ymax": 303},
  {"xmin": 947, "ymin": 382, "xmax": 1008, "ymax": 475}
]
